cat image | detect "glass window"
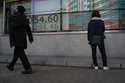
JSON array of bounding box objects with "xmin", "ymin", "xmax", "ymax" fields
[
  {"xmin": 0, "ymin": 6, "xmax": 3, "ymax": 33},
  {"xmin": 119, "ymin": 0, "xmax": 125, "ymax": 29},
  {"xmin": 32, "ymin": 0, "xmax": 60, "ymax": 15},
  {"xmin": 4, "ymin": 0, "xmax": 125, "ymax": 33},
  {"xmin": 93, "ymin": 0, "xmax": 125, "ymax": 30},
  {"xmin": 32, "ymin": 14, "xmax": 60, "ymax": 32},
  {"xmin": 93, "ymin": 0, "xmax": 119, "ymax": 10},
  {"xmin": 62, "ymin": 12, "xmax": 91, "ymax": 31},
  {"xmin": 119, "ymin": 0, "xmax": 125, "ymax": 9},
  {"xmin": 62, "ymin": 0, "xmax": 92, "ymax": 12},
  {"xmin": 31, "ymin": 0, "xmax": 61, "ymax": 32},
  {"xmin": 62, "ymin": 0, "xmax": 92, "ymax": 31},
  {"xmin": 101, "ymin": 10, "xmax": 119, "ymax": 30}
]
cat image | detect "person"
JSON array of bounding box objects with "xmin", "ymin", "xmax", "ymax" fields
[
  {"xmin": 87, "ymin": 10, "xmax": 109, "ymax": 70},
  {"xmin": 7, "ymin": 6, "xmax": 34, "ymax": 74}
]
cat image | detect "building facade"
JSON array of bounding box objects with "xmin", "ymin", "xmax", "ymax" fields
[
  {"xmin": 0, "ymin": 0, "xmax": 125, "ymax": 67},
  {"xmin": 0, "ymin": 0, "xmax": 125, "ymax": 33}
]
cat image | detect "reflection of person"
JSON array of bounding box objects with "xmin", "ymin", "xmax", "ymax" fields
[
  {"xmin": 7, "ymin": 6, "xmax": 34, "ymax": 74},
  {"xmin": 87, "ymin": 10, "xmax": 109, "ymax": 70}
]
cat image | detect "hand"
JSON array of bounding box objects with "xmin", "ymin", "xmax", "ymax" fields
[{"xmin": 88, "ymin": 41, "xmax": 91, "ymax": 44}]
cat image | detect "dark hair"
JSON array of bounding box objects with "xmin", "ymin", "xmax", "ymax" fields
[
  {"xmin": 17, "ymin": 6, "xmax": 26, "ymax": 13},
  {"xmin": 92, "ymin": 10, "xmax": 101, "ymax": 18}
]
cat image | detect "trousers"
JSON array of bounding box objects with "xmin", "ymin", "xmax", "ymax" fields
[
  {"xmin": 9, "ymin": 47, "xmax": 31, "ymax": 70},
  {"xmin": 90, "ymin": 40, "xmax": 107, "ymax": 66}
]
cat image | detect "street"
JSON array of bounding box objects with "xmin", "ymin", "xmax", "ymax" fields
[{"xmin": 0, "ymin": 64, "xmax": 125, "ymax": 83}]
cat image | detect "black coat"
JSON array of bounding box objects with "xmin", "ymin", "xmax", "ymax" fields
[
  {"xmin": 87, "ymin": 18, "xmax": 105, "ymax": 42},
  {"xmin": 9, "ymin": 13, "xmax": 33, "ymax": 49}
]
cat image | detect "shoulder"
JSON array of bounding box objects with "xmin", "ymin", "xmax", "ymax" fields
[
  {"xmin": 91, "ymin": 20, "xmax": 104, "ymax": 25},
  {"xmin": 91, "ymin": 17, "xmax": 104, "ymax": 22}
]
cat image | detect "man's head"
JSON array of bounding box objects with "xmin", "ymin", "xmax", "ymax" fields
[
  {"xmin": 16, "ymin": 6, "xmax": 26, "ymax": 13},
  {"xmin": 92, "ymin": 10, "xmax": 101, "ymax": 18}
]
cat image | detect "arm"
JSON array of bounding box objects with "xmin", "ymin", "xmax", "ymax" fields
[
  {"xmin": 26, "ymin": 19, "xmax": 34, "ymax": 43},
  {"xmin": 102, "ymin": 21, "xmax": 105, "ymax": 32},
  {"xmin": 8, "ymin": 15, "xmax": 15, "ymax": 47},
  {"xmin": 87, "ymin": 26, "xmax": 90, "ymax": 41},
  {"xmin": 101, "ymin": 21, "xmax": 106, "ymax": 39},
  {"xmin": 87, "ymin": 22, "xmax": 93, "ymax": 41}
]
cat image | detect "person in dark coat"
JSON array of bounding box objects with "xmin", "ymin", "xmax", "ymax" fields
[
  {"xmin": 7, "ymin": 6, "xmax": 34, "ymax": 74},
  {"xmin": 88, "ymin": 10, "xmax": 109, "ymax": 70}
]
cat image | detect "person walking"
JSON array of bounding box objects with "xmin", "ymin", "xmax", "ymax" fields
[
  {"xmin": 7, "ymin": 6, "xmax": 34, "ymax": 74},
  {"xmin": 87, "ymin": 10, "xmax": 109, "ymax": 70}
]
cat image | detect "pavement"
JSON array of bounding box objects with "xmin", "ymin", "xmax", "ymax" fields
[{"xmin": 0, "ymin": 63, "xmax": 125, "ymax": 83}]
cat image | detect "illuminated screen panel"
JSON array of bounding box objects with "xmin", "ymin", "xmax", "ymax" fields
[
  {"xmin": 32, "ymin": 0, "xmax": 60, "ymax": 15},
  {"xmin": 94, "ymin": 0, "xmax": 118, "ymax": 10},
  {"xmin": 0, "ymin": 7, "xmax": 3, "ymax": 33},
  {"xmin": 62, "ymin": 10, "xmax": 119, "ymax": 31},
  {"xmin": 94, "ymin": 0, "xmax": 125, "ymax": 30},
  {"xmin": 6, "ymin": 0, "xmax": 125, "ymax": 32},
  {"xmin": 31, "ymin": 0, "xmax": 61, "ymax": 31},
  {"xmin": 119, "ymin": 0, "xmax": 125, "ymax": 9},
  {"xmin": 62, "ymin": 0, "xmax": 92, "ymax": 12},
  {"xmin": 62, "ymin": 12, "xmax": 91, "ymax": 31},
  {"xmin": 119, "ymin": 11, "xmax": 125, "ymax": 29},
  {"xmin": 62, "ymin": 0, "xmax": 92, "ymax": 31},
  {"xmin": 119, "ymin": 0, "xmax": 125, "ymax": 29},
  {"xmin": 14, "ymin": 0, "xmax": 61, "ymax": 32},
  {"xmin": 32, "ymin": 14, "xmax": 60, "ymax": 32},
  {"xmin": 101, "ymin": 10, "xmax": 119, "ymax": 30}
]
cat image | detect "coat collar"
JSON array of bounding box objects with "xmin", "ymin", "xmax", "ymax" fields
[{"xmin": 91, "ymin": 17, "xmax": 102, "ymax": 20}]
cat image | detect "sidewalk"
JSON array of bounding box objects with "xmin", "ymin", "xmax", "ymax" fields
[{"xmin": 0, "ymin": 63, "xmax": 125, "ymax": 83}]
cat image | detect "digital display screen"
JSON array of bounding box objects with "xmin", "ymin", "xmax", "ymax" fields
[
  {"xmin": 5, "ymin": 0, "xmax": 125, "ymax": 32},
  {"xmin": 32, "ymin": 14, "xmax": 60, "ymax": 31},
  {"xmin": 32, "ymin": 0, "xmax": 60, "ymax": 15},
  {"xmin": 62, "ymin": 0, "xmax": 92, "ymax": 12},
  {"xmin": 93, "ymin": 0, "xmax": 118, "ymax": 10},
  {"xmin": 62, "ymin": 12, "xmax": 91, "ymax": 30},
  {"xmin": 31, "ymin": 0, "xmax": 61, "ymax": 31}
]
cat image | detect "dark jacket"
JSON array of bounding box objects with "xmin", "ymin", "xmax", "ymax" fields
[
  {"xmin": 9, "ymin": 13, "xmax": 33, "ymax": 49},
  {"xmin": 87, "ymin": 17, "xmax": 105, "ymax": 42}
]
